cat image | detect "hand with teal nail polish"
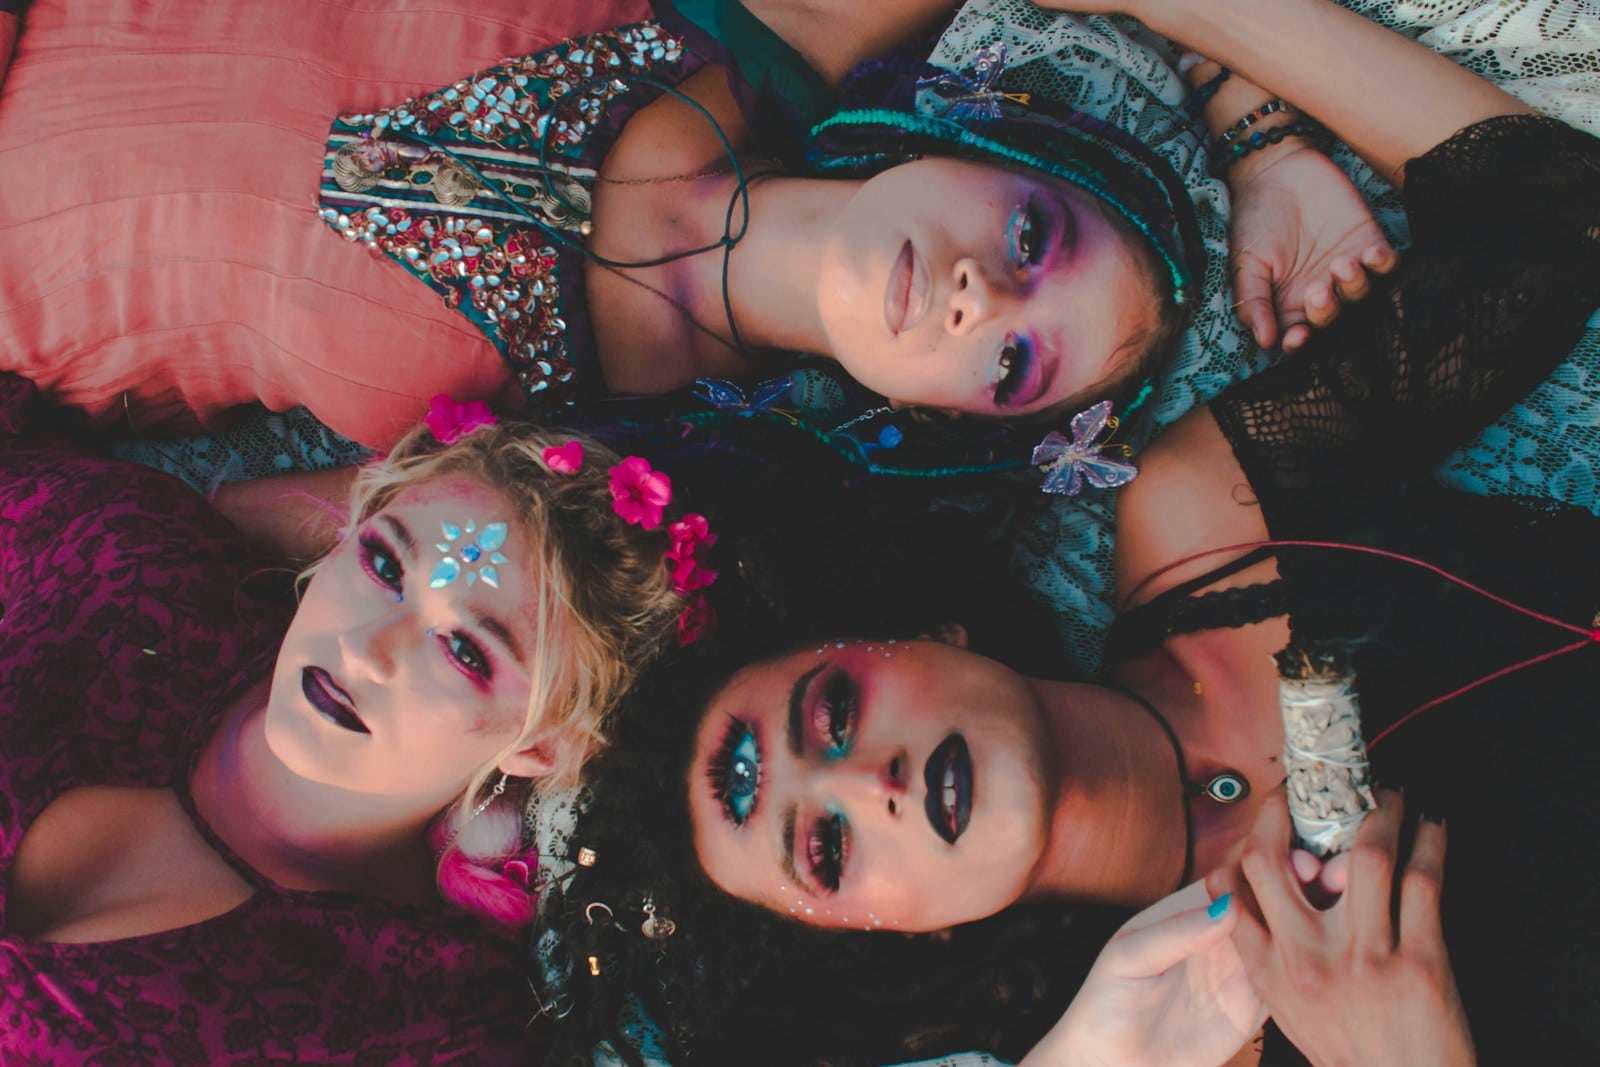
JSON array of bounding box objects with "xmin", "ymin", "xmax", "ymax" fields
[
  {"xmin": 1021, "ymin": 881, "xmax": 1265, "ymax": 1067},
  {"xmin": 1222, "ymin": 790, "xmax": 1477, "ymax": 1067}
]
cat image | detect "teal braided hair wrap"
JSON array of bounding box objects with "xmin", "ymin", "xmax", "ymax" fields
[{"xmin": 804, "ymin": 102, "xmax": 1204, "ymax": 311}]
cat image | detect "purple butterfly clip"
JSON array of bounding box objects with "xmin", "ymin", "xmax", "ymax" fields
[
  {"xmin": 1031, "ymin": 400, "xmax": 1139, "ymax": 497},
  {"xmin": 917, "ymin": 43, "xmax": 1027, "ymax": 122}
]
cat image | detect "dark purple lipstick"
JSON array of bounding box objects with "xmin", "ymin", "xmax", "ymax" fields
[
  {"xmin": 302, "ymin": 666, "xmax": 369, "ymax": 734},
  {"xmin": 923, "ymin": 733, "xmax": 972, "ymax": 845}
]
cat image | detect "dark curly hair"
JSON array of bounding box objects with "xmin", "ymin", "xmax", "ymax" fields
[{"xmin": 538, "ymin": 457, "xmax": 1131, "ymax": 1067}]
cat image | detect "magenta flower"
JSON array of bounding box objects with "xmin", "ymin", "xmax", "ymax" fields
[
  {"xmin": 542, "ymin": 440, "xmax": 584, "ymax": 474},
  {"xmin": 608, "ymin": 456, "xmax": 673, "ymax": 530},
  {"xmin": 425, "ymin": 394, "xmax": 497, "ymax": 444},
  {"xmin": 665, "ymin": 512, "xmax": 718, "ymax": 593},
  {"xmin": 677, "ymin": 592, "xmax": 715, "ymax": 646}
]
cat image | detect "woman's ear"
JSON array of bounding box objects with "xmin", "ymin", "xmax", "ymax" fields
[
  {"xmin": 927, "ymin": 622, "xmax": 969, "ymax": 648},
  {"xmin": 498, "ymin": 732, "xmax": 567, "ymax": 781}
]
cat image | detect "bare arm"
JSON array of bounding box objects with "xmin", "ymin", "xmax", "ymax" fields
[
  {"xmin": 743, "ymin": 0, "xmax": 960, "ymax": 86},
  {"xmin": 1043, "ymin": 0, "xmax": 1530, "ymax": 185},
  {"xmin": 211, "ymin": 467, "xmax": 358, "ymax": 563}
]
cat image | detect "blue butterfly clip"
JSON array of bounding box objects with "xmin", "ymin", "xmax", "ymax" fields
[
  {"xmin": 917, "ymin": 43, "xmax": 1030, "ymax": 122},
  {"xmin": 1031, "ymin": 400, "xmax": 1139, "ymax": 497},
  {"xmin": 691, "ymin": 376, "xmax": 793, "ymax": 411}
]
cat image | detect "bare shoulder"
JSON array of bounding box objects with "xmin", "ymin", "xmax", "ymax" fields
[
  {"xmin": 744, "ymin": 0, "xmax": 960, "ymax": 85},
  {"xmin": 1115, "ymin": 410, "xmax": 1269, "ymax": 606}
]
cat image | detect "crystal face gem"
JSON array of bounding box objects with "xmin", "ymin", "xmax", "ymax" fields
[{"xmin": 430, "ymin": 519, "xmax": 512, "ymax": 588}]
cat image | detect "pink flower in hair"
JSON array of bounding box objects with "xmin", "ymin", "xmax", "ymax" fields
[
  {"xmin": 665, "ymin": 512, "xmax": 718, "ymax": 593},
  {"xmin": 425, "ymin": 394, "xmax": 497, "ymax": 444},
  {"xmin": 608, "ymin": 456, "xmax": 673, "ymax": 530},
  {"xmin": 542, "ymin": 440, "xmax": 584, "ymax": 474},
  {"xmin": 678, "ymin": 592, "xmax": 715, "ymax": 646}
]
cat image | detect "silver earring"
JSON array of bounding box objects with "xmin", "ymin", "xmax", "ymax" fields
[
  {"xmin": 640, "ymin": 897, "xmax": 676, "ymax": 941},
  {"xmin": 467, "ymin": 772, "xmax": 510, "ymax": 820},
  {"xmin": 436, "ymin": 773, "xmax": 509, "ymax": 857}
]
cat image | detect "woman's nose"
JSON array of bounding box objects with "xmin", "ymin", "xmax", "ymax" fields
[
  {"xmin": 339, "ymin": 610, "xmax": 406, "ymax": 682},
  {"xmin": 819, "ymin": 751, "xmax": 909, "ymax": 816},
  {"xmin": 946, "ymin": 257, "xmax": 1008, "ymax": 335}
]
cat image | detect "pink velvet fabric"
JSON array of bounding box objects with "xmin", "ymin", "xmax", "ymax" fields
[{"xmin": 0, "ymin": 0, "xmax": 649, "ymax": 447}]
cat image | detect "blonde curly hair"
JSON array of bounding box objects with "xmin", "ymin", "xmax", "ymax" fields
[{"xmin": 310, "ymin": 420, "xmax": 687, "ymax": 846}]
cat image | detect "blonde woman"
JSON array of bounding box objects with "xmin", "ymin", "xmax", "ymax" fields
[{"xmin": 0, "ymin": 375, "xmax": 701, "ymax": 1062}]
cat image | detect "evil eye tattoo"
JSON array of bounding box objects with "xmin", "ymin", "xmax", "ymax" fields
[
  {"xmin": 710, "ymin": 718, "xmax": 762, "ymax": 827},
  {"xmin": 357, "ymin": 527, "xmax": 495, "ymax": 685},
  {"xmin": 813, "ymin": 669, "xmax": 858, "ymax": 758},
  {"xmin": 805, "ymin": 811, "xmax": 849, "ymax": 894}
]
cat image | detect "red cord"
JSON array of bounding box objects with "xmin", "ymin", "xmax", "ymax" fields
[{"xmin": 1120, "ymin": 538, "xmax": 1600, "ymax": 748}]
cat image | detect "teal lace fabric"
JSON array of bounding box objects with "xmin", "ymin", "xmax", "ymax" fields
[{"xmin": 110, "ymin": 405, "xmax": 376, "ymax": 494}]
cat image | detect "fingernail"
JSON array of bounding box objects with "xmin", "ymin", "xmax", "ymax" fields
[
  {"xmin": 1420, "ymin": 810, "xmax": 1445, "ymax": 825},
  {"xmin": 1207, "ymin": 893, "xmax": 1232, "ymax": 922}
]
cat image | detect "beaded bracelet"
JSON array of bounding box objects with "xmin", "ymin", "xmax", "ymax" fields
[
  {"xmin": 1217, "ymin": 99, "xmax": 1295, "ymax": 146},
  {"xmin": 1190, "ymin": 67, "xmax": 1232, "ymax": 107},
  {"xmin": 1211, "ymin": 119, "xmax": 1326, "ymax": 172}
]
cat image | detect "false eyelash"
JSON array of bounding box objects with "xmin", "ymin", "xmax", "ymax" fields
[
  {"xmin": 814, "ymin": 669, "xmax": 857, "ymax": 754},
  {"xmin": 806, "ymin": 812, "xmax": 847, "ymax": 894}
]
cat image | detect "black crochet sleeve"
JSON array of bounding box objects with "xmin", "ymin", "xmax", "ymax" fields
[{"xmin": 1211, "ymin": 115, "xmax": 1600, "ymax": 505}]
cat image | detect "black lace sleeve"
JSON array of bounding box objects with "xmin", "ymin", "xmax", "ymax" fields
[{"xmin": 1211, "ymin": 115, "xmax": 1600, "ymax": 504}]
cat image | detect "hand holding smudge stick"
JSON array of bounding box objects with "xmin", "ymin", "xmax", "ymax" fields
[{"xmin": 1276, "ymin": 642, "xmax": 1375, "ymax": 857}]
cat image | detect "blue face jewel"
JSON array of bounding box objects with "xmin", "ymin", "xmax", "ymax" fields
[
  {"xmin": 1031, "ymin": 400, "xmax": 1140, "ymax": 497},
  {"xmin": 430, "ymin": 518, "xmax": 512, "ymax": 589}
]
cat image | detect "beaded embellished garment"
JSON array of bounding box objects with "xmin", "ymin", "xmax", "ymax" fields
[{"xmin": 319, "ymin": 22, "xmax": 694, "ymax": 407}]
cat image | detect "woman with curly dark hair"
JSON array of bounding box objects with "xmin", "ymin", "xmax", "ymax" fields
[{"xmin": 546, "ymin": 10, "xmax": 1600, "ymax": 1063}]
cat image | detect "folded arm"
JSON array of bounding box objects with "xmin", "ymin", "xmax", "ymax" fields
[{"xmin": 1042, "ymin": 0, "xmax": 1530, "ymax": 186}]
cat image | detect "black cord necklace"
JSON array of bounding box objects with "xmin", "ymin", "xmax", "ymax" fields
[{"xmin": 1107, "ymin": 683, "xmax": 1250, "ymax": 892}]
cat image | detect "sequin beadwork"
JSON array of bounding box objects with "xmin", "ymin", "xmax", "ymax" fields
[{"xmin": 318, "ymin": 23, "xmax": 688, "ymax": 406}]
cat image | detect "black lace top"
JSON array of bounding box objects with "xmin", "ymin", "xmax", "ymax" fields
[{"xmin": 1107, "ymin": 115, "xmax": 1600, "ymax": 1065}]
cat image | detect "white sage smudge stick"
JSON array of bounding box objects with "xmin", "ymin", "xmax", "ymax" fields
[{"xmin": 1275, "ymin": 644, "xmax": 1376, "ymax": 857}]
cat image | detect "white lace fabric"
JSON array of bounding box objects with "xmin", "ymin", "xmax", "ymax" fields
[{"xmin": 932, "ymin": 0, "xmax": 1600, "ymax": 672}]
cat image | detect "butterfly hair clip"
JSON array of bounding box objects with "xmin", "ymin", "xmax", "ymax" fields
[
  {"xmin": 691, "ymin": 376, "xmax": 793, "ymax": 412},
  {"xmin": 1031, "ymin": 400, "xmax": 1139, "ymax": 497},
  {"xmin": 917, "ymin": 42, "xmax": 1031, "ymax": 123}
]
